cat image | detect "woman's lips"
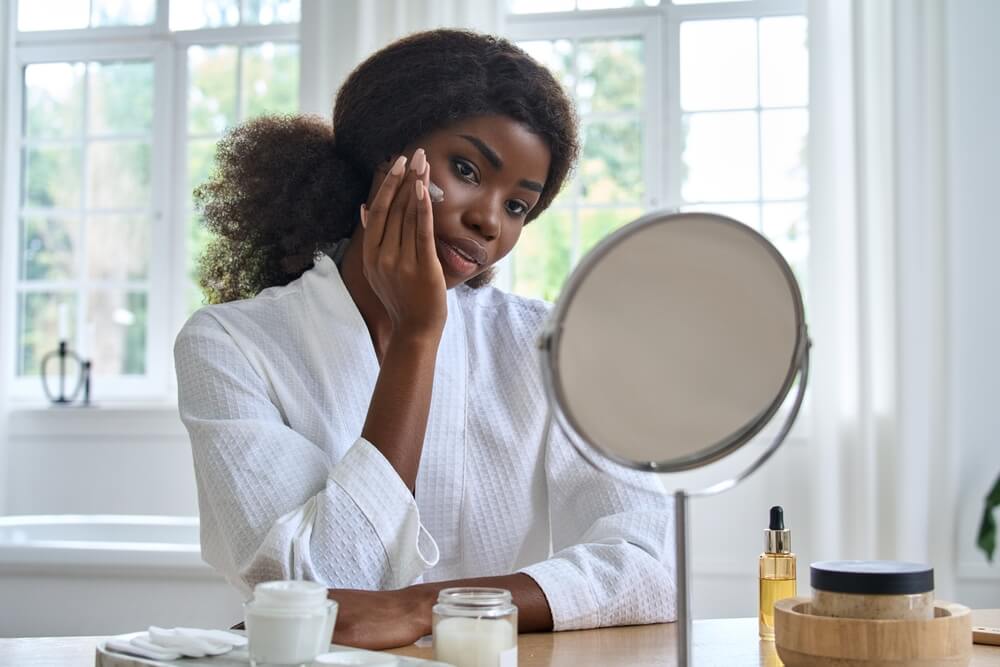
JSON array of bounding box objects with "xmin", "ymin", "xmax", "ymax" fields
[{"xmin": 435, "ymin": 238, "xmax": 483, "ymax": 277}]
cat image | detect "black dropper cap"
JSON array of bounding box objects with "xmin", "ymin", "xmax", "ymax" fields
[
  {"xmin": 765, "ymin": 505, "xmax": 791, "ymax": 553},
  {"xmin": 769, "ymin": 506, "xmax": 784, "ymax": 531}
]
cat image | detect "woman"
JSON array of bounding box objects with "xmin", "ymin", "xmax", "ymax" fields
[{"xmin": 175, "ymin": 29, "xmax": 674, "ymax": 650}]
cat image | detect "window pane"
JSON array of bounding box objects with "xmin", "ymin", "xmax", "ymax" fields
[
  {"xmin": 673, "ymin": 0, "xmax": 749, "ymax": 4},
  {"xmin": 508, "ymin": 0, "xmax": 574, "ymax": 13},
  {"xmin": 89, "ymin": 61, "xmax": 154, "ymax": 135},
  {"xmin": 88, "ymin": 216, "xmax": 150, "ymax": 281},
  {"xmin": 25, "ymin": 63, "xmax": 84, "ymax": 139},
  {"xmin": 242, "ymin": 43, "xmax": 300, "ymax": 119},
  {"xmin": 17, "ymin": 292, "xmax": 77, "ymax": 376},
  {"xmin": 87, "ymin": 141, "xmax": 151, "ymax": 208},
  {"xmin": 511, "ymin": 210, "xmax": 572, "ymax": 301},
  {"xmin": 188, "ymin": 45, "xmax": 238, "ymax": 134},
  {"xmin": 680, "ymin": 19, "xmax": 757, "ymax": 111},
  {"xmin": 21, "ymin": 215, "xmax": 79, "ymax": 280},
  {"xmin": 760, "ymin": 16, "xmax": 808, "ymax": 108},
  {"xmin": 87, "ymin": 290, "xmax": 147, "ymax": 375},
  {"xmin": 518, "ymin": 40, "xmax": 574, "ymax": 91},
  {"xmin": 171, "ymin": 0, "xmax": 240, "ymax": 30},
  {"xmin": 581, "ymin": 119, "xmax": 642, "ymax": 204},
  {"xmin": 242, "ymin": 0, "xmax": 300, "ymax": 25},
  {"xmin": 91, "ymin": 0, "xmax": 155, "ymax": 26},
  {"xmin": 188, "ymin": 138, "xmax": 218, "ymax": 209},
  {"xmin": 680, "ymin": 203, "xmax": 760, "ymax": 230},
  {"xmin": 761, "ymin": 109, "xmax": 808, "ymax": 200},
  {"xmin": 17, "ymin": 0, "xmax": 88, "ymax": 31},
  {"xmin": 579, "ymin": 207, "xmax": 641, "ymax": 257},
  {"xmin": 681, "ymin": 111, "xmax": 758, "ymax": 202},
  {"xmin": 25, "ymin": 146, "xmax": 82, "ymax": 209},
  {"xmin": 578, "ymin": 39, "xmax": 642, "ymax": 114},
  {"xmin": 762, "ymin": 202, "xmax": 808, "ymax": 283}
]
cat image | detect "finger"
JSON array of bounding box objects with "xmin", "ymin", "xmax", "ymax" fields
[
  {"xmin": 400, "ymin": 177, "xmax": 423, "ymax": 266},
  {"xmin": 364, "ymin": 155, "xmax": 407, "ymax": 255},
  {"xmin": 415, "ymin": 163, "xmax": 438, "ymax": 268},
  {"xmin": 386, "ymin": 148, "xmax": 424, "ymax": 251}
]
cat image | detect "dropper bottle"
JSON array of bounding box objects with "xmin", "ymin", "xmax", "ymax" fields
[{"xmin": 758, "ymin": 505, "xmax": 796, "ymax": 640}]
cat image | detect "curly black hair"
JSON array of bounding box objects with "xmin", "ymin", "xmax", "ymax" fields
[{"xmin": 195, "ymin": 29, "xmax": 580, "ymax": 304}]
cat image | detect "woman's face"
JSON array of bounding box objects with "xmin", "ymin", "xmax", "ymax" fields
[{"xmin": 402, "ymin": 115, "xmax": 552, "ymax": 289}]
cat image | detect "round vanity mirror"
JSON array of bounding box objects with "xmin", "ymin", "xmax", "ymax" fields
[
  {"xmin": 541, "ymin": 210, "xmax": 809, "ymax": 474},
  {"xmin": 538, "ymin": 211, "xmax": 810, "ymax": 666}
]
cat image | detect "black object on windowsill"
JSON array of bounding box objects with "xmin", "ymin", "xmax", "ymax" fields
[{"xmin": 40, "ymin": 339, "xmax": 91, "ymax": 407}]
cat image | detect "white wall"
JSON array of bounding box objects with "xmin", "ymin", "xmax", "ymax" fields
[
  {"xmin": 4, "ymin": 408, "xmax": 196, "ymax": 516},
  {"xmin": 947, "ymin": 0, "xmax": 1000, "ymax": 608}
]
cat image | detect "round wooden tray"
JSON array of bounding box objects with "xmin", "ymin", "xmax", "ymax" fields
[{"xmin": 774, "ymin": 597, "xmax": 972, "ymax": 667}]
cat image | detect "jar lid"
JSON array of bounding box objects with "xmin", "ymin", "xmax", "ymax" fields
[
  {"xmin": 251, "ymin": 580, "xmax": 328, "ymax": 610},
  {"xmin": 436, "ymin": 587, "xmax": 512, "ymax": 608},
  {"xmin": 810, "ymin": 560, "xmax": 934, "ymax": 595}
]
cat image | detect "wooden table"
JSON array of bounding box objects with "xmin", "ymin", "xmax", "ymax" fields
[{"xmin": 2, "ymin": 610, "xmax": 998, "ymax": 666}]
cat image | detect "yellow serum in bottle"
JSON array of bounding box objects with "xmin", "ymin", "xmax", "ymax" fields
[{"xmin": 759, "ymin": 505, "xmax": 796, "ymax": 641}]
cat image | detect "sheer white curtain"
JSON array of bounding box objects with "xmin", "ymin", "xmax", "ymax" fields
[
  {"xmin": 0, "ymin": 0, "xmax": 11, "ymax": 515},
  {"xmin": 298, "ymin": 0, "xmax": 504, "ymax": 118},
  {"xmin": 807, "ymin": 0, "xmax": 957, "ymax": 596}
]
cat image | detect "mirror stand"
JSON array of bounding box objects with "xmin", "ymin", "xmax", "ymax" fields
[{"xmin": 671, "ymin": 350, "xmax": 810, "ymax": 667}]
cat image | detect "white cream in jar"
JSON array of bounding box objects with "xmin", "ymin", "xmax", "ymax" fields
[
  {"xmin": 244, "ymin": 580, "xmax": 338, "ymax": 667},
  {"xmin": 432, "ymin": 587, "xmax": 517, "ymax": 667}
]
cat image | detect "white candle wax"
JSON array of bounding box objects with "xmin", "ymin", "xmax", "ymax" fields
[
  {"xmin": 57, "ymin": 304, "xmax": 69, "ymax": 341},
  {"xmin": 433, "ymin": 617, "xmax": 516, "ymax": 667}
]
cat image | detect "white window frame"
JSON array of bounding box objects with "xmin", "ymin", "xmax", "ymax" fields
[
  {"xmin": 1, "ymin": 2, "xmax": 298, "ymax": 403},
  {"xmin": 501, "ymin": 0, "xmax": 806, "ymax": 290}
]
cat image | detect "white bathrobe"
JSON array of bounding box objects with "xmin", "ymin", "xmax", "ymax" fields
[{"xmin": 174, "ymin": 253, "xmax": 675, "ymax": 630}]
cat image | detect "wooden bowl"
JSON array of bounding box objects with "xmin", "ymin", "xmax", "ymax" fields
[{"xmin": 774, "ymin": 597, "xmax": 972, "ymax": 667}]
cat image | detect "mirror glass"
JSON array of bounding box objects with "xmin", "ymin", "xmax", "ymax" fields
[{"xmin": 546, "ymin": 212, "xmax": 805, "ymax": 472}]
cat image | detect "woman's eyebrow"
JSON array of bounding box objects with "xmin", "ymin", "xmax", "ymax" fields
[{"xmin": 458, "ymin": 134, "xmax": 545, "ymax": 193}]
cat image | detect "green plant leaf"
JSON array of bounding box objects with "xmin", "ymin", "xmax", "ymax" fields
[{"xmin": 977, "ymin": 473, "xmax": 1000, "ymax": 562}]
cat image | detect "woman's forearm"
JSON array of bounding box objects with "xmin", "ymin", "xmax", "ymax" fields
[
  {"xmin": 361, "ymin": 330, "xmax": 441, "ymax": 493},
  {"xmin": 409, "ymin": 572, "xmax": 554, "ymax": 634}
]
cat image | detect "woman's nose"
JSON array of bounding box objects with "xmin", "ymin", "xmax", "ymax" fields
[{"xmin": 462, "ymin": 198, "xmax": 501, "ymax": 241}]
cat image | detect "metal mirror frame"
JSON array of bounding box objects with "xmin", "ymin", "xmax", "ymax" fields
[{"xmin": 536, "ymin": 211, "xmax": 811, "ymax": 667}]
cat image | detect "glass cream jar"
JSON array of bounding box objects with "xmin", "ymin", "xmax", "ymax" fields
[
  {"xmin": 244, "ymin": 580, "xmax": 338, "ymax": 667},
  {"xmin": 433, "ymin": 588, "xmax": 517, "ymax": 667},
  {"xmin": 810, "ymin": 560, "xmax": 934, "ymax": 620}
]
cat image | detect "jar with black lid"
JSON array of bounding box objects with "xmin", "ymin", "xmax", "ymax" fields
[{"xmin": 810, "ymin": 560, "xmax": 934, "ymax": 620}]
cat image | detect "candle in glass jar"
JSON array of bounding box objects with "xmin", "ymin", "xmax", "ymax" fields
[
  {"xmin": 432, "ymin": 588, "xmax": 517, "ymax": 667},
  {"xmin": 433, "ymin": 617, "xmax": 516, "ymax": 667}
]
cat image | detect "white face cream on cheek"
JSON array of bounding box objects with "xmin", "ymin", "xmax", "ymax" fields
[{"xmin": 428, "ymin": 180, "xmax": 445, "ymax": 203}]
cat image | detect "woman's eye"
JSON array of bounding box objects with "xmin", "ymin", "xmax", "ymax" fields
[
  {"xmin": 506, "ymin": 201, "xmax": 529, "ymax": 217},
  {"xmin": 453, "ymin": 159, "xmax": 478, "ymax": 183}
]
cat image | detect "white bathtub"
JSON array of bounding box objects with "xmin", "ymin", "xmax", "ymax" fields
[{"xmin": 0, "ymin": 515, "xmax": 243, "ymax": 638}]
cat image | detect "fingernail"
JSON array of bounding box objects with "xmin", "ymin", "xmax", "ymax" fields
[
  {"xmin": 410, "ymin": 148, "xmax": 426, "ymax": 175},
  {"xmin": 360, "ymin": 204, "xmax": 367, "ymax": 228},
  {"xmin": 415, "ymin": 180, "xmax": 425, "ymax": 201},
  {"xmin": 391, "ymin": 155, "xmax": 407, "ymax": 176}
]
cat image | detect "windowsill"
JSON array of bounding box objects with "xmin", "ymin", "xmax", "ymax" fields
[{"xmin": 6, "ymin": 401, "xmax": 185, "ymax": 437}]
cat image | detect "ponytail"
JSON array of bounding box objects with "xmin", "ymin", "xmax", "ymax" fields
[{"xmin": 195, "ymin": 114, "xmax": 368, "ymax": 304}]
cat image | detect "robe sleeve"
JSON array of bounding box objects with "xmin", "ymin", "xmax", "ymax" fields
[
  {"xmin": 518, "ymin": 417, "xmax": 677, "ymax": 630},
  {"xmin": 174, "ymin": 311, "xmax": 439, "ymax": 597}
]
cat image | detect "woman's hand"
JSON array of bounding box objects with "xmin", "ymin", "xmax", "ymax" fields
[
  {"xmin": 362, "ymin": 149, "xmax": 447, "ymax": 340},
  {"xmin": 327, "ymin": 587, "xmax": 433, "ymax": 650}
]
